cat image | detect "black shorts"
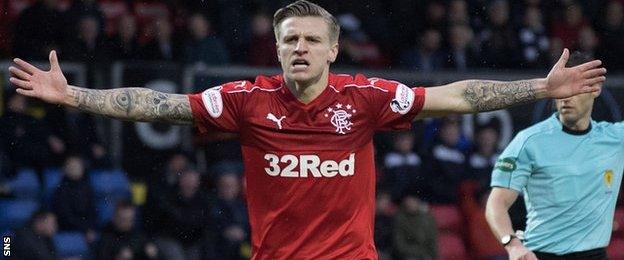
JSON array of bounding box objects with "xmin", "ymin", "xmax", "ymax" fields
[{"xmin": 534, "ymin": 248, "xmax": 607, "ymax": 260}]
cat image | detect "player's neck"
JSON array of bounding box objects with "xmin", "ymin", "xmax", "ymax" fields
[
  {"xmin": 559, "ymin": 114, "xmax": 591, "ymax": 132},
  {"xmin": 284, "ymin": 69, "xmax": 329, "ymax": 104}
]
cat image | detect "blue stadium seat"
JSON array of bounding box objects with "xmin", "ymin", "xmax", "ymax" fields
[
  {"xmin": 0, "ymin": 199, "xmax": 39, "ymax": 230},
  {"xmin": 7, "ymin": 168, "xmax": 40, "ymax": 199},
  {"xmin": 89, "ymin": 169, "xmax": 131, "ymax": 199},
  {"xmin": 95, "ymin": 197, "xmax": 117, "ymax": 228},
  {"xmin": 53, "ymin": 232, "xmax": 89, "ymax": 258},
  {"xmin": 42, "ymin": 168, "xmax": 62, "ymax": 206}
]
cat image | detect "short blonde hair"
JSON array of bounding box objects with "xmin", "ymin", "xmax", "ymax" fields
[{"xmin": 273, "ymin": 0, "xmax": 340, "ymax": 43}]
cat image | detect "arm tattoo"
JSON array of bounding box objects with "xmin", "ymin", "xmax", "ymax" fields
[
  {"xmin": 69, "ymin": 86, "xmax": 193, "ymax": 124},
  {"xmin": 463, "ymin": 80, "xmax": 537, "ymax": 112}
]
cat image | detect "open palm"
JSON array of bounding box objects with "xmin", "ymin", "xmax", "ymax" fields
[
  {"xmin": 9, "ymin": 50, "xmax": 69, "ymax": 105},
  {"xmin": 545, "ymin": 48, "xmax": 606, "ymax": 99}
]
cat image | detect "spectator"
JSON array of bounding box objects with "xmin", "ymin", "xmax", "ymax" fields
[
  {"xmin": 247, "ymin": 12, "xmax": 278, "ymax": 67},
  {"xmin": 597, "ymin": 1, "xmax": 624, "ymax": 71},
  {"xmin": 95, "ymin": 201, "xmax": 158, "ymax": 260},
  {"xmin": 467, "ymin": 125, "xmax": 500, "ymax": 191},
  {"xmin": 445, "ymin": 24, "xmax": 479, "ymax": 70},
  {"xmin": 393, "ymin": 194, "xmax": 438, "ymax": 260},
  {"xmin": 400, "ymin": 28, "xmax": 446, "ymax": 71},
  {"xmin": 447, "ymin": 0, "xmax": 470, "ymax": 26},
  {"xmin": 382, "ymin": 131, "xmax": 423, "ymax": 201},
  {"xmin": 518, "ymin": 6, "xmax": 550, "ymax": 68},
  {"xmin": 211, "ymin": 172, "xmax": 250, "ymax": 260},
  {"xmin": 140, "ymin": 17, "xmax": 180, "ymax": 61},
  {"xmin": 426, "ymin": 116, "xmax": 468, "ymax": 204},
  {"xmin": 550, "ymin": 1, "xmax": 589, "ymax": 49},
  {"xmin": 576, "ymin": 25, "xmax": 599, "ymax": 58},
  {"xmin": 108, "ymin": 14, "xmax": 141, "ymax": 60},
  {"xmin": 52, "ymin": 155, "xmax": 97, "ymax": 243},
  {"xmin": 375, "ymin": 190, "xmax": 396, "ymax": 260},
  {"xmin": 0, "ymin": 92, "xmax": 65, "ymax": 181},
  {"xmin": 63, "ymin": 15, "xmax": 109, "ymax": 64},
  {"xmin": 153, "ymin": 168, "xmax": 212, "ymax": 260},
  {"xmin": 143, "ymin": 151, "xmax": 189, "ymax": 234},
  {"xmin": 478, "ymin": 0, "xmax": 520, "ymax": 68},
  {"xmin": 12, "ymin": 210, "xmax": 59, "ymax": 260},
  {"xmin": 12, "ymin": 0, "xmax": 64, "ymax": 60},
  {"xmin": 336, "ymin": 13, "xmax": 389, "ymax": 68},
  {"xmin": 182, "ymin": 13, "xmax": 230, "ymax": 65},
  {"xmin": 63, "ymin": 0, "xmax": 106, "ymax": 44}
]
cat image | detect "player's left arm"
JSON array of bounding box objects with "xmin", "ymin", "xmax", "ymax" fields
[{"xmin": 415, "ymin": 48, "xmax": 605, "ymax": 119}]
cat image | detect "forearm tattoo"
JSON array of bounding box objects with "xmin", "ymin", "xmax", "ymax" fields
[
  {"xmin": 463, "ymin": 80, "xmax": 537, "ymax": 112},
  {"xmin": 69, "ymin": 86, "xmax": 193, "ymax": 124}
]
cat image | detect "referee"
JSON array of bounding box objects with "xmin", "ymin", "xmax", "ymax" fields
[{"xmin": 486, "ymin": 52, "xmax": 623, "ymax": 260}]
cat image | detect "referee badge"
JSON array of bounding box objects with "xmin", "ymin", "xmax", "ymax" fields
[
  {"xmin": 495, "ymin": 157, "xmax": 516, "ymax": 172},
  {"xmin": 604, "ymin": 170, "xmax": 613, "ymax": 188}
]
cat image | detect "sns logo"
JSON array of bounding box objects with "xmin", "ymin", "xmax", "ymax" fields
[
  {"xmin": 264, "ymin": 154, "xmax": 355, "ymax": 177},
  {"xmin": 390, "ymin": 84, "xmax": 414, "ymax": 115}
]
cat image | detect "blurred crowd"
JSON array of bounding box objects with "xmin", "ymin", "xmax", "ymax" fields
[
  {"xmin": 2, "ymin": 0, "xmax": 624, "ymax": 259},
  {"xmin": 1, "ymin": 0, "xmax": 624, "ymax": 71}
]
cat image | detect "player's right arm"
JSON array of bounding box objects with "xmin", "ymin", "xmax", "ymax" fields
[
  {"xmin": 9, "ymin": 51, "xmax": 192, "ymax": 124},
  {"xmin": 486, "ymin": 188, "xmax": 537, "ymax": 260}
]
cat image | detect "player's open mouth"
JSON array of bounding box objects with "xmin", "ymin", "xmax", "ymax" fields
[{"xmin": 292, "ymin": 59, "xmax": 310, "ymax": 69}]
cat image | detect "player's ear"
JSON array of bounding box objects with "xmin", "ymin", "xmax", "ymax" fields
[
  {"xmin": 276, "ymin": 42, "xmax": 281, "ymax": 63},
  {"xmin": 328, "ymin": 41, "xmax": 338, "ymax": 63}
]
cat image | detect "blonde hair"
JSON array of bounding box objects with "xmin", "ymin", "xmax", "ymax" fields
[{"xmin": 273, "ymin": 0, "xmax": 340, "ymax": 43}]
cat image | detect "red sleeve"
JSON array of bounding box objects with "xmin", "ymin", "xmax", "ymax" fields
[
  {"xmin": 187, "ymin": 81, "xmax": 250, "ymax": 133},
  {"xmin": 363, "ymin": 77, "xmax": 426, "ymax": 131}
]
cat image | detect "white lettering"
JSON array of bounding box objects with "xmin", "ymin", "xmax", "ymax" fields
[{"xmin": 263, "ymin": 153, "xmax": 356, "ymax": 177}]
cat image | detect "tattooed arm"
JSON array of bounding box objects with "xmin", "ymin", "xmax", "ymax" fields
[
  {"xmin": 67, "ymin": 86, "xmax": 192, "ymax": 124},
  {"xmin": 9, "ymin": 51, "xmax": 193, "ymax": 124},
  {"xmin": 415, "ymin": 79, "xmax": 545, "ymax": 119},
  {"xmin": 415, "ymin": 49, "xmax": 606, "ymax": 119}
]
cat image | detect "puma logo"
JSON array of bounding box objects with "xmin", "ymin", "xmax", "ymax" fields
[{"xmin": 266, "ymin": 113, "xmax": 286, "ymax": 130}]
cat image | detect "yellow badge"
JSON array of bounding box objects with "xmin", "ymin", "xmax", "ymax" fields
[{"xmin": 604, "ymin": 170, "xmax": 613, "ymax": 188}]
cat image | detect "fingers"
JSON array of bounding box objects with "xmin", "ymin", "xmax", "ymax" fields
[
  {"xmin": 575, "ymin": 59, "xmax": 603, "ymax": 71},
  {"xmin": 583, "ymin": 68, "xmax": 607, "ymax": 78},
  {"xmin": 49, "ymin": 50, "xmax": 61, "ymax": 72},
  {"xmin": 9, "ymin": 66, "xmax": 31, "ymax": 80},
  {"xmin": 553, "ymin": 48, "xmax": 569, "ymax": 69},
  {"xmin": 584, "ymin": 76, "xmax": 606, "ymax": 86},
  {"xmin": 15, "ymin": 88, "xmax": 36, "ymax": 98},
  {"xmin": 580, "ymin": 84, "xmax": 602, "ymax": 93},
  {"xmin": 13, "ymin": 58, "xmax": 40, "ymax": 74},
  {"xmin": 9, "ymin": 77, "xmax": 33, "ymax": 90}
]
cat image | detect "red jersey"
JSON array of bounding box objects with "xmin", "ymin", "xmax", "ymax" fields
[{"xmin": 188, "ymin": 73, "xmax": 426, "ymax": 259}]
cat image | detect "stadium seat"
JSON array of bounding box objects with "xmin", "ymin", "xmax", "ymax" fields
[
  {"xmin": 437, "ymin": 232, "xmax": 469, "ymax": 260},
  {"xmin": 42, "ymin": 168, "xmax": 62, "ymax": 206},
  {"xmin": 89, "ymin": 169, "xmax": 131, "ymax": 199},
  {"xmin": 614, "ymin": 208, "xmax": 624, "ymax": 239},
  {"xmin": 7, "ymin": 168, "xmax": 40, "ymax": 199},
  {"xmin": 0, "ymin": 199, "xmax": 39, "ymax": 230},
  {"xmin": 95, "ymin": 197, "xmax": 117, "ymax": 228},
  {"xmin": 607, "ymin": 238, "xmax": 624, "ymax": 260},
  {"xmin": 430, "ymin": 204, "xmax": 463, "ymax": 233},
  {"xmin": 54, "ymin": 232, "xmax": 89, "ymax": 258}
]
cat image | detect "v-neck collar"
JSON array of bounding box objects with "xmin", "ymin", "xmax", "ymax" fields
[{"xmin": 277, "ymin": 74, "xmax": 337, "ymax": 111}]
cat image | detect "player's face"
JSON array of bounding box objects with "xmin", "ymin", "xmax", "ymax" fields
[
  {"xmin": 555, "ymin": 91, "xmax": 598, "ymax": 122},
  {"xmin": 276, "ymin": 16, "xmax": 338, "ymax": 85}
]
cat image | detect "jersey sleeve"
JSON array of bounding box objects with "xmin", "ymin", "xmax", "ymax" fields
[
  {"xmin": 187, "ymin": 81, "xmax": 250, "ymax": 133},
  {"xmin": 491, "ymin": 132, "xmax": 533, "ymax": 192},
  {"xmin": 361, "ymin": 77, "xmax": 426, "ymax": 131}
]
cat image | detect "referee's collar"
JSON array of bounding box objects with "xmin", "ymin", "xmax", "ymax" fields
[{"xmin": 553, "ymin": 113, "xmax": 592, "ymax": 135}]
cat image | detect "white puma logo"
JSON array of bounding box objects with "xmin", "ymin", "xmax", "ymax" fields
[{"xmin": 266, "ymin": 113, "xmax": 286, "ymax": 130}]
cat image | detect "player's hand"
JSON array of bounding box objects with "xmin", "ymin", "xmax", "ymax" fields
[
  {"xmin": 545, "ymin": 48, "xmax": 606, "ymax": 99},
  {"xmin": 9, "ymin": 50, "xmax": 69, "ymax": 105},
  {"xmin": 506, "ymin": 241, "xmax": 538, "ymax": 260}
]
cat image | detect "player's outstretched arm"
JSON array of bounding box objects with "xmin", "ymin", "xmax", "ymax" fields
[
  {"xmin": 415, "ymin": 48, "xmax": 606, "ymax": 119},
  {"xmin": 9, "ymin": 51, "xmax": 193, "ymax": 124}
]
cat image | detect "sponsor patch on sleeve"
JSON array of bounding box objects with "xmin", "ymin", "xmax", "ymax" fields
[
  {"xmin": 390, "ymin": 84, "xmax": 415, "ymax": 115},
  {"xmin": 201, "ymin": 86, "xmax": 223, "ymax": 118},
  {"xmin": 494, "ymin": 157, "xmax": 517, "ymax": 172}
]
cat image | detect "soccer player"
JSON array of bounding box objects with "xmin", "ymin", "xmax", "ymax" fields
[
  {"xmin": 485, "ymin": 52, "xmax": 621, "ymax": 260},
  {"xmin": 9, "ymin": 1, "xmax": 606, "ymax": 259}
]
